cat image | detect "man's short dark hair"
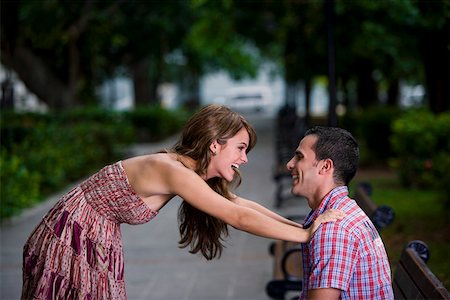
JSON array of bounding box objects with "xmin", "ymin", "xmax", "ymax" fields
[{"xmin": 305, "ymin": 126, "xmax": 359, "ymax": 185}]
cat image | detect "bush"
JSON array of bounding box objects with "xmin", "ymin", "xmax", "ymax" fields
[
  {"xmin": 0, "ymin": 106, "xmax": 188, "ymax": 221},
  {"xmin": 339, "ymin": 105, "xmax": 401, "ymax": 166},
  {"xmin": 0, "ymin": 152, "xmax": 41, "ymax": 219},
  {"xmin": 390, "ymin": 109, "xmax": 450, "ymax": 205},
  {"xmin": 125, "ymin": 106, "xmax": 190, "ymax": 142},
  {"xmin": 358, "ymin": 106, "xmax": 401, "ymax": 161}
]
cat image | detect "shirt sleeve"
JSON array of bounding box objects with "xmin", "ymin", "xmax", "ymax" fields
[{"xmin": 306, "ymin": 222, "xmax": 358, "ymax": 291}]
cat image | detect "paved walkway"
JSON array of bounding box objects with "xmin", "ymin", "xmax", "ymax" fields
[{"xmin": 0, "ymin": 113, "xmax": 310, "ymax": 300}]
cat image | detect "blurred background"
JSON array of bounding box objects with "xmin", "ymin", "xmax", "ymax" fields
[{"xmin": 1, "ymin": 0, "xmax": 449, "ymax": 296}]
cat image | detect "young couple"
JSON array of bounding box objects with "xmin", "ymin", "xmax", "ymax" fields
[{"xmin": 22, "ymin": 104, "xmax": 393, "ymax": 299}]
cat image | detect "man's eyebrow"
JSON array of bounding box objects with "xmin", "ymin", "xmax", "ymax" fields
[
  {"xmin": 240, "ymin": 142, "xmax": 248, "ymax": 147},
  {"xmin": 295, "ymin": 150, "xmax": 303, "ymax": 156}
]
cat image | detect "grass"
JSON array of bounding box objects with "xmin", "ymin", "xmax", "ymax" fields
[{"xmin": 350, "ymin": 168, "xmax": 450, "ymax": 291}]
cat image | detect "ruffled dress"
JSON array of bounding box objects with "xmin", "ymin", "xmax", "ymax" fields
[{"xmin": 22, "ymin": 161, "xmax": 158, "ymax": 300}]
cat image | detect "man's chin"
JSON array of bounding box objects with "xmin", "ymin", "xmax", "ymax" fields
[{"xmin": 291, "ymin": 187, "xmax": 306, "ymax": 199}]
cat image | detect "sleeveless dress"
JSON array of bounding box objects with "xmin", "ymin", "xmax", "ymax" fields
[{"xmin": 22, "ymin": 161, "xmax": 158, "ymax": 300}]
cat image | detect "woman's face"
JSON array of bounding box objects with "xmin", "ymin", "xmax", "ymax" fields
[{"xmin": 207, "ymin": 128, "xmax": 250, "ymax": 181}]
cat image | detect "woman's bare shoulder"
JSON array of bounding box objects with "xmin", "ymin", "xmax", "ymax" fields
[
  {"xmin": 121, "ymin": 153, "xmax": 193, "ymax": 197},
  {"xmin": 123, "ymin": 153, "xmax": 176, "ymax": 167},
  {"xmin": 123, "ymin": 153, "xmax": 194, "ymax": 179}
]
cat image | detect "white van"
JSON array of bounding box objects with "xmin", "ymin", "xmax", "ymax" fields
[{"xmin": 225, "ymin": 86, "xmax": 273, "ymax": 112}]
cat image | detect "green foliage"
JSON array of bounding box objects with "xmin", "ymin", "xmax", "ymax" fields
[
  {"xmin": 4, "ymin": 0, "xmax": 449, "ymax": 112},
  {"xmin": 358, "ymin": 106, "xmax": 402, "ymax": 162},
  {"xmin": 343, "ymin": 107, "xmax": 450, "ymax": 205},
  {"xmin": 351, "ymin": 174, "xmax": 450, "ymax": 290},
  {"xmin": 125, "ymin": 106, "xmax": 190, "ymax": 142},
  {"xmin": 186, "ymin": 0, "xmax": 260, "ymax": 79},
  {"xmin": 390, "ymin": 109, "xmax": 450, "ymax": 204},
  {"xmin": 0, "ymin": 152, "xmax": 41, "ymax": 219},
  {"xmin": 339, "ymin": 105, "xmax": 402, "ymax": 166},
  {"xmin": 0, "ymin": 107, "xmax": 187, "ymax": 221}
]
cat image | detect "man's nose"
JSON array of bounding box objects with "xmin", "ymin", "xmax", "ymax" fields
[{"xmin": 286, "ymin": 157, "xmax": 294, "ymax": 170}]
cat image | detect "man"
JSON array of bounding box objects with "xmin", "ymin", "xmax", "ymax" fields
[{"xmin": 287, "ymin": 126, "xmax": 393, "ymax": 299}]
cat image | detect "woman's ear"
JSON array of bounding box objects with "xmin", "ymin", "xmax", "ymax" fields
[{"xmin": 209, "ymin": 141, "xmax": 218, "ymax": 155}]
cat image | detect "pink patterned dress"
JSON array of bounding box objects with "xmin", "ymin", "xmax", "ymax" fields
[{"xmin": 22, "ymin": 161, "xmax": 158, "ymax": 300}]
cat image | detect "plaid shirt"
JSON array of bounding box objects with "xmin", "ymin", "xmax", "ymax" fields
[{"xmin": 300, "ymin": 186, "xmax": 394, "ymax": 300}]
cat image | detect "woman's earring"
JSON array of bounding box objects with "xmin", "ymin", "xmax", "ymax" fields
[{"xmin": 212, "ymin": 151, "xmax": 217, "ymax": 156}]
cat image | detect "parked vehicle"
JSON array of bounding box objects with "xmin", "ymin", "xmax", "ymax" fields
[{"xmin": 225, "ymin": 86, "xmax": 273, "ymax": 112}]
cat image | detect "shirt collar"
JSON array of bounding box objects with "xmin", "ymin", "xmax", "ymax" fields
[{"xmin": 303, "ymin": 186, "xmax": 349, "ymax": 228}]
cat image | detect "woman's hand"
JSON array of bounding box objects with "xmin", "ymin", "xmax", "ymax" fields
[
  {"xmin": 317, "ymin": 209, "xmax": 345, "ymax": 224},
  {"xmin": 308, "ymin": 209, "xmax": 345, "ymax": 240}
]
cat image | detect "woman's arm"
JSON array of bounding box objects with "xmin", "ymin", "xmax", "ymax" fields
[
  {"xmin": 164, "ymin": 164, "xmax": 344, "ymax": 242},
  {"xmin": 231, "ymin": 195, "xmax": 303, "ymax": 228}
]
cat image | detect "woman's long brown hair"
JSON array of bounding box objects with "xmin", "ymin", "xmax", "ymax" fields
[{"xmin": 169, "ymin": 104, "xmax": 257, "ymax": 260}]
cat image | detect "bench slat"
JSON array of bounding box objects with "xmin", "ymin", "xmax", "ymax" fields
[
  {"xmin": 354, "ymin": 184, "xmax": 395, "ymax": 230},
  {"xmin": 354, "ymin": 185, "xmax": 377, "ymax": 216},
  {"xmin": 281, "ymin": 244, "xmax": 302, "ymax": 280},
  {"xmin": 395, "ymin": 247, "xmax": 450, "ymax": 299},
  {"xmin": 393, "ymin": 262, "xmax": 426, "ymax": 299},
  {"xmin": 272, "ymin": 241, "xmax": 302, "ymax": 279},
  {"xmin": 273, "ymin": 241, "xmax": 286, "ymax": 279},
  {"xmin": 392, "ymin": 280, "xmax": 407, "ymax": 300}
]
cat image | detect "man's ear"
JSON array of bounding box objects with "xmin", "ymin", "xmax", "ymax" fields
[{"xmin": 319, "ymin": 158, "xmax": 333, "ymax": 175}]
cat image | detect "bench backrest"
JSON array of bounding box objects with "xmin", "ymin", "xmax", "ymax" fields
[
  {"xmin": 354, "ymin": 184, "xmax": 377, "ymax": 216},
  {"xmin": 393, "ymin": 242, "xmax": 450, "ymax": 299},
  {"xmin": 354, "ymin": 183, "xmax": 395, "ymax": 231}
]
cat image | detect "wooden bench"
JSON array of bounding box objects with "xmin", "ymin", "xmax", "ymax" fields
[
  {"xmin": 393, "ymin": 240, "xmax": 449, "ymax": 299},
  {"xmin": 266, "ymin": 240, "xmax": 303, "ymax": 300},
  {"xmin": 265, "ymin": 182, "xmax": 395, "ymax": 300},
  {"xmin": 272, "ymin": 105, "xmax": 306, "ymax": 208},
  {"xmin": 353, "ymin": 182, "xmax": 395, "ymax": 231}
]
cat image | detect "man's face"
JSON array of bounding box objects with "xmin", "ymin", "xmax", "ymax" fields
[{"xmin": 286, "ymin": 135, "xmax": 322, "ymax": 209}]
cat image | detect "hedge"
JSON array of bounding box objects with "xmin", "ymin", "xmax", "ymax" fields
[{"xmin": 0, "ymin": 106, "xmax": 189, "ymax": 220}]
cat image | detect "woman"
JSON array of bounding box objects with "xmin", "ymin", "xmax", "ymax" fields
[{"xmin": 22, "ymin": 104, "xmax": 344, "ymax": 299}]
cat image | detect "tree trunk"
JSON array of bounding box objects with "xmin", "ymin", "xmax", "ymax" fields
[
  {"xmin": 0, "ymin": 0, "xmax": 72, "ymax": 110},
  {"xmin": 386, "ymin": 79, "xmax": 399, "ymax": 106},
  {"xmin": 0, "ymin": 45, "xmax": 71, "ymax": 110},
  {"xmin": 325, "ymin": 0, "xmax": 337, "ymax": 127},
  {"xmin": 284, "ymin": 81, "xmax": 298, "ymax": 108},
  {"xmin": 419, "ymin": 26, "xmax": 449, "ymax": 113},
  {"xmin": 304, "ymin": 78, "xmax": 312, "ymax": 126},
  {"xmin": 178, "ymin": 69, "xmax": 200, "ymax": 110},
  {"xmin": 68, "ymin": 37, "xmax": 81, "ymax": 107},
  {"xmin": 356, "ymin": 59, "xmax": 378, "ymax": 108},
  {"xmin": 131, "ymin": 59, "xmax": 153, "ymax": 107}
]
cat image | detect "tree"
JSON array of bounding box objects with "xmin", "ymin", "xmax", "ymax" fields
[
  {"xmin": 1, "ymin": 1, "xmax": 129, "ymax": 109},
  {"xmin": 229, "ymin": 0, "xmax": 328, "ymax": 122},
  {"xmin": 334, "ymin": 0, "xmax": 448, "ymax": 113},
  {"xmin": 1, "ymin": 0, "xmax": 264, "ymax": 110},
  {"xmin": 2, "ymin": 0, "xmax": 447, "ymax": 113},
  {"xmin": 416, "ymin": 0, "xmax": 449, "ymax": 113},
  {"xmin": 181, "ymin": 0, "xmax": 264, "ymax": 107},
  {"xmin": 103, "ymin": 0, "xmax": 193, "ymax": 107}
]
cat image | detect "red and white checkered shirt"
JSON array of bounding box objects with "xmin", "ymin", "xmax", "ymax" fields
[{"xmin": 300, "ymin": 186, "xmax": 394, "ymax": 300}]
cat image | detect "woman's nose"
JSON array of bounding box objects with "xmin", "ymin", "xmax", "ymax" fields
[{"xmin": 241, "ymin": 152, "xmax": 249, "ymax": 163}]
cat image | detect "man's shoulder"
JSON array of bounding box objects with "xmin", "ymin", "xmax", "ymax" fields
[{"xmin": 319, "ymin": 199, "xmax": 374, "ymax": 237}]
